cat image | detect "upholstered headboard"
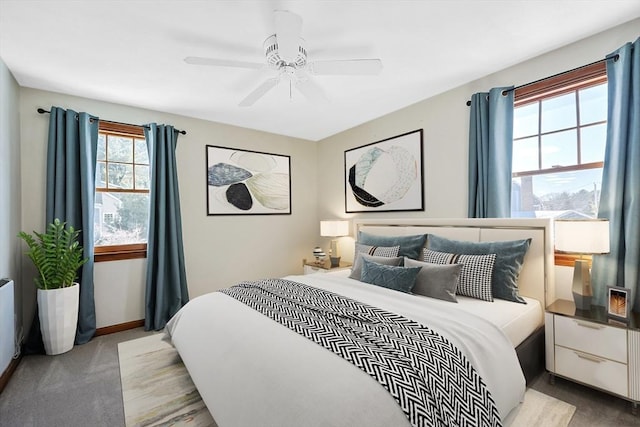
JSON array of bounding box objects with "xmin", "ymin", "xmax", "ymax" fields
[{"xmin": 352, "ymin": 218, "xmax": 554, "ymax": 312}]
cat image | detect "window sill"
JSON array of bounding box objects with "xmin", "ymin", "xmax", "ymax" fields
[
  {"xmin": 95, "ymin": 244, "xmax": 147, "ymax": 262},
  {"xmin": 555, "ymin": 253, "xmax": 592, "ymax": 268}
]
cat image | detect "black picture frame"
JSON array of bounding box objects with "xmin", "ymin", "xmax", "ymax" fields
[
  {"xmin": 607, "ymin": 285, "xmax": 630, "ymax": 322},
  {"xmin": 206, "ymin": 145, "xmax": 291, "ymax": 215},
  {"xmin": 344, "ymin": 129, "xmax": 424, "ymax": 213}
]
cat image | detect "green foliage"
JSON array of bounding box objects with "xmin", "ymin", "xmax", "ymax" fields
[{"xmin": 18, "ymin": 219, "xmax": 88, "ymax": 290}]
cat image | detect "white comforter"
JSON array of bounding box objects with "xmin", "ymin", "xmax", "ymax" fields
[{"xmin": 166, "ymin": 273, "xmax": 526, "ymax": 427}]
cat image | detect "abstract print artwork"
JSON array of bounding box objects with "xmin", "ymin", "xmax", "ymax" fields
[
  {"xmin": 206, "ymin": 145, "xmax": 291, "ymax": 215},
  {"xmin": 344, "ymin": 129, "xmax": 423, "ymax": 213}
]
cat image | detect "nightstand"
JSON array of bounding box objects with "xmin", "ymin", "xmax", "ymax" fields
[
  {"xmin": 302, "ymin": 259, "xmax": 352, "ymax": 275},
  {"xmin": 545, "ymin": 300, "xmax": 640, "ymax": 414}
]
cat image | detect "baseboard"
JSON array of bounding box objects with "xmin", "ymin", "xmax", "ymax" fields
[
  {"xmin": 95, "ymin": 319, "xmax": 144, "ymax": 337},
  {"xmin": 0, "ymin": 355, "xmax": 22, "ymax": 394}
]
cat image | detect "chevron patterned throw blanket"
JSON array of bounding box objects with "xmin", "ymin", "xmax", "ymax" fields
[{"xmin": 221, "ymin": 278, "xmax": 502, "ymax": 427}]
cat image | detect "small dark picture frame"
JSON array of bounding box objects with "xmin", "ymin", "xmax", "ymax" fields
[{"xmin": 607, "ymin": 286, "xmax": 630, "ymax": 322}]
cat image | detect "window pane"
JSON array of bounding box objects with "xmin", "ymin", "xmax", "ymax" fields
[
  {"xmin": 580, "ymin": 124, "xmax": 606, "ymax": 164},
  {"xmin": 511, "ymin": 167, "xmax": 603, "ymax": 218},
  {"xmin": 108, "ymin": 163, "xmax": 133, "ymax": 189},
  {"xmin": 134, "ymin": 138, "xmax": 149, "ymax": 164},
  {"xmin": 541, "ymin": 93, "xmax": 576, "ymax": 133},
  {"xmin": 135, "ymin": 165, "xmax": 150, "ymax": 189},
  {"xmin": 513, "ymin": 136, "xmax": 539, "ymax": 173},
  {"xmin": 96, "ymin": 161, "xmax": 106, "ymax": 189},
  {"xmin": 541, "ymin": 129, "xmax": 577, "ymax": 169},
  {"xmin": 579, "ymin": 84, "xmax": 607, "ymax": 125},
  {"xmin": 97, "ymin": 134, "xmax": 106, "ymax": 161},
  {"xmin": 514, "ymin": 103, "xmax": 538, "ymax": 139},
  {"xmin": 107, "ymin": 136, "xmax": 133, "ymax": 162},
  {"xmin": 94, "ymin": 192, "xmax": 149, "ymax": 246}
]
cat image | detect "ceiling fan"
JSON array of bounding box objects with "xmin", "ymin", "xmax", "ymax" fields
[{"xmin": 184, "ymin": 10, "xmax": 383, "ymax": 107}]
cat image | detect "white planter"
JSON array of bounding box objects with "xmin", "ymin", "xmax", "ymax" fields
[{"xmin": 37, "ymin": 283, "xmax": 79, "ymax": 355}]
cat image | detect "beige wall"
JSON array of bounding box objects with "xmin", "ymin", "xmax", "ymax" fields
[
  {"xmin": 19, "ymin": 88, "xmax": 318, "ymax": 329},
  {"xmin": 316, "ymin": 19, "xmax": 639, "ymax": 272}
]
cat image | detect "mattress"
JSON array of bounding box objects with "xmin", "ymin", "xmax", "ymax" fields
[{"xmin": 327, "ymin": 269, "xmax": 542, "ymax": 347}]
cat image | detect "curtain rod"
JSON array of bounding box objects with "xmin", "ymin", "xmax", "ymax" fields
[
  {"xmin": 464, "ymin": 55, "xmax": 618, "ymax": 106},
  {"xmin": 36, "ymin": 108, "xmax": 187, "ymax": 135}
]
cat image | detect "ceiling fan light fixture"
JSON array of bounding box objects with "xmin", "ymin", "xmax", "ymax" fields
[{"xmin": 264, "ymin": 35, "xmax": 307, "ymax": 69}]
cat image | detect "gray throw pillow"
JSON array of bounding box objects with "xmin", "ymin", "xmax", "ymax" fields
[
  {"xmin": 404, "ymin": 257, "xmax": 461, "ymax": 303},
  {"xmin": 349, "ymin": 244, "xmax": 401, "ymax": 281},
  {"xmin": 357, "ymin": 231, "xmax": 428, "ymax": 260},
  {"xmin": 427, "ymin": 234, "xmax": 531, "ymax": 304},
  {"xmin": 349, "ymin": 252, "xmax": 402, "ymax": 281},
  {"xmin": 360, "ymin": 258, "xmax": 421, "ymax": 293},
  {"xmin": 422, "ymin": 249, "xmax": 496, "ymax": 302}
]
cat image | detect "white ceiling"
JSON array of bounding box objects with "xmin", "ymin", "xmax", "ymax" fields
[{"xmin": 1, "ymin": 1, "xmax": 638, "ymax": 141}]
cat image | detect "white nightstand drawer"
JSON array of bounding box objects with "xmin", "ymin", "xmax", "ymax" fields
[
  {"xmin": 554, "ymin": 315, "xmax": 627, "ymax": 363},
  {"xmin": 555, "ymin": 345, "xmax": 628, "ymax": 397}
]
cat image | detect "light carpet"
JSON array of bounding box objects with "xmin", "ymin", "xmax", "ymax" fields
[{"xmin": 118, "ymin": 334, "xmax": 575, "ymax": 427}]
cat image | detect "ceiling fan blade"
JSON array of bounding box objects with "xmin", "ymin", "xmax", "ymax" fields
[
  {"xmin": 295, "ymin": 74, "xmax": 327, "ymax": 104},
  {"xmin": 308, "ymin": 59, "xmax": 383, "ymax": 75},
  {"xmin": 184, "ymin": 56, "xmax": 265, "ymax": 70},
  {"xmin": 274, "ymin": 10, "xmax": 302, "ymax": 63},
  {"xmin": 239, "ymin": 78, "xmax": 279, "ymax": 107}
]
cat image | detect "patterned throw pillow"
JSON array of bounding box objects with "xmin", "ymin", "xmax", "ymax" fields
[
  {"xmin": 357, "ymin": 231, "xmax": 428, "ymax": 260},
  {"xmin": 422, "ymin": 249, "xmax": 496, "ymax": 302},
  {"xmin": 349, "ymin": 244, "xmax": 401, "ymax": 280},
  {"xmin": 360, "ymin": 258, "xmax": 422, "ymax": 293},
  {"xmin": 427, "ymin": 234, "xmax": 531, "ymax": 304}
]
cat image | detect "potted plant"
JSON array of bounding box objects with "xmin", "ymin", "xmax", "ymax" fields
[{"xmin": 19, "ymin": 218, "xmax": 88, "ymax": 355}]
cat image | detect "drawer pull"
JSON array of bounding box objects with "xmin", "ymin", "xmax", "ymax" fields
[
  {"xmin": 574, "ymin": 320, "xmax": 605, "ymax": 330},
  {"xmin": 574, "ymin": 351, "xmax": 605, "ymax": 363}
]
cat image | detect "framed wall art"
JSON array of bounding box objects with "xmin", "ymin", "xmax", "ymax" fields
[
  {"xmin": 607, "ymin": 285, "xmax": 630, "ymax": 322},
  {"xmin": 344, "ymin": 129, "xmax": 424, "ymax": 213},
  {"xmin": 206, "ymin": 145, "xmax": 291, "ymax": 215}
]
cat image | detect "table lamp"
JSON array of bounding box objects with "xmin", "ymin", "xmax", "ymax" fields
[
  {"xmin": 554, "ymin": 219, "xmax": 610, "ymax": 310},
  {"xmin": 320, "ymin": 220, "xmax": 349, "ymax": 267}
]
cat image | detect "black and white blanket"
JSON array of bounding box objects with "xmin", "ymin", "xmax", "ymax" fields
[{"xmin": 221, "ymin": 278, "xmax": 502, "ymax": 427}]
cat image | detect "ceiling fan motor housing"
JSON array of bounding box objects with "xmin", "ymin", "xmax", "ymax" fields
[{"xmin": 264, "ymin": 35, "xmax": 307, "ymax": 69}]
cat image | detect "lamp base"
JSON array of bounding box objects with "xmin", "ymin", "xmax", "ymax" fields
[
  {"xmin": 573, "ymin": 292, "xmax": 592, "ymax": 311},
  {"xmin": 572, "ymin": 259, "xmax": 592, "ymax": 310},
  {"xmin": 330, "ymin": 256, "xmax": 341, "ymax": 268}
]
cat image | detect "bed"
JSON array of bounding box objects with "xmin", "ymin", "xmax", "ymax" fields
[{"xmin": 166, "ymin": 218, "xmax": 555, "ymax": 427}]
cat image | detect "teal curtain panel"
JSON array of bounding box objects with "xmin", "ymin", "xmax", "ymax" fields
[
  {"xmin": 46, "ymin": 106, "xmax": 99, "ymax": 344},
  {"xmin": 468, "ymin": 86, "xmax": 514, "ymax": 218},
  {"xmin": 144, "ymin": 123, "xmax": 189, "ymax": 330},
  {"xmin": 592, "ymin": 38, "xmax": 640, "ymax": 311}
]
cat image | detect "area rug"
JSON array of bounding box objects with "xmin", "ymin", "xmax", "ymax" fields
[
  {"xmin": 118, "ymin": 333, "xmax": 217, "ymax": 427},
  {"xmin": 118, "ymin": 333, "xmax": 575, "ymax": 427}
]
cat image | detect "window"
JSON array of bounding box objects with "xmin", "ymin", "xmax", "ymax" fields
[
  {"xmin": 511, "ymin": 62, "xmax": 607, "ymax": 219},
  {"xmin": 94, "ymin": 122, "xmax": 150, "ymax": 262},
  {"xmin": 510, "ymin": 61, "xmax": 607, "ymax": 265}
]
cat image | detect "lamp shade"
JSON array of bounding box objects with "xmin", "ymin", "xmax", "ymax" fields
[
  {"xmin": 320, "ymin": 220, "xmax": 349, "ymax": 237},
  {"xmin": 554, "ymin": 219, "xmax": 610, "ymax": 254}
]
